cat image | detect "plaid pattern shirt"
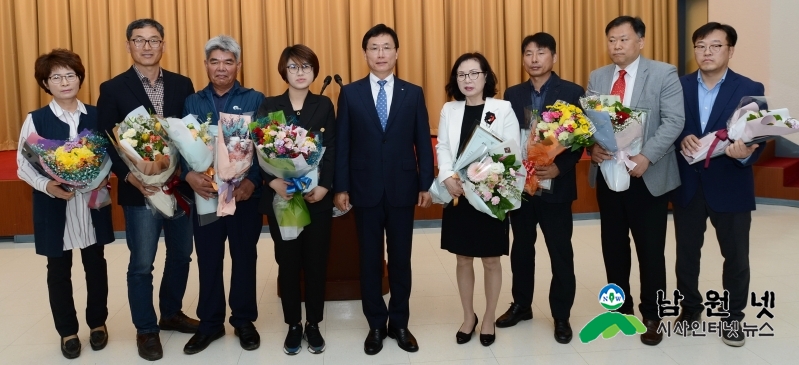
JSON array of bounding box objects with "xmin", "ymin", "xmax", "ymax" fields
[{"xmin": 132, "ymin": 65, "xmax": 165, "ymax": 116}]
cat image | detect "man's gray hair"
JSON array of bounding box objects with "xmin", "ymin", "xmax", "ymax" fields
[{"xmin": 205, "ymin": 35, "xmax": 241, "ymax": 61}]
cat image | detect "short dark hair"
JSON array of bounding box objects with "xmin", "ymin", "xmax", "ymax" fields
[
  {"xmin": 521, "ymin": 32, "xmax": 557, "ymax": 55},
  {"xmin": 34, "ymin": 49, "xmax": 86, "ymax": 95},
  {"xmin": 692, "ymin": 22, "xmax": 737, "ymax": 46},
  {"xmin": 126, "ymin": 18, "xmax": 164, "ymax": 40},
  {"xmin": 605, "ymin": 16, "xmax": 646, "ymax": 38},
  {"xmin": 277, "ymin": 44, "xmax": 321, "ymax": 82},
  {"xmin": 361, "ymin": 24, "xmax": 399, "ymax": 50},
  {"xmin": 445, "ymin": 52, "xmax": 498, "ymax": 101}
]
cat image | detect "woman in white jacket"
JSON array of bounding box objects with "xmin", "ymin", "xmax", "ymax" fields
[{"xmin": 435, "ymin": 53, "xmax": 520, "ymax": 346}]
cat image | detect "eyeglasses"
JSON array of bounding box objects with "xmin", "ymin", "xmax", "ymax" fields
[
  {"xmin": 48, "ymin": 73, "xmax": 78, "ymax": 83},
  {"xmin": 287, "ymin": 63, "xmax": 313, "ymax": 74},
  {"xmin": 366, "ymin": 45, "xmax": 396, "ymax": 54},
  {"xmin": 694, "ymin": 44, "xmax": 728, "ymax": 54},
  {"xmin": 130, "ymin": 38, "xmax": 163, "ymax": 49},
  {"xmin": 457, "ymin": 71, "xmax": 485, "ymax": 81}
]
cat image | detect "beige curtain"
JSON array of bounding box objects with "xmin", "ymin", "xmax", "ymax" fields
[{"xmin": 0, "ymin": 0, "xmax": 677, "ymax": 150}]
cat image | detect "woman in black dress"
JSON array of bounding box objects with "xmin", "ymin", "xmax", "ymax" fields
[
  {"xmin": 256, "ymin": 44, "xmax": 336, "ymax": 355},
  {"xmin": 435, "ymin": 53, "xmax": 520, "ymax": 346}
]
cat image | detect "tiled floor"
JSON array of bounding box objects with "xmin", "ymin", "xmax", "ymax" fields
[{"xmin": 0, "ymin": 204, "xmax": 797, "ymax": 364}]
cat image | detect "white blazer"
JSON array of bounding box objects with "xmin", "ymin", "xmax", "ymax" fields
[{"xmin": 436, "ymin": 97, "xmax": 520, "ymax": 185}]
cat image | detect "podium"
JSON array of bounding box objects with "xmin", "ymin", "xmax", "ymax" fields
[{"xmin": 277, "ymin": 210, "xmax": 390, "ymax": 301}]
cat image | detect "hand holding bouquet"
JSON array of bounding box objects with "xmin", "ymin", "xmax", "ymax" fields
[
  {"xmin": 109, "ymin": 106, "xmax": 185, "ymax": 217},
  {"xmin": 523, "ymin": 101, "xmax": 593, "ymax": 194},
  {"xmin": 681, "ymin": 96, "xmax": 799, "ymax": 166},
  {"xmin": 581, "ymin": 94, "xmax": 647, "ymax": 192},
  {"xmin": 215, "ymin": 113, "xmax": 255, "ymax": 217},
  {"xmin": 26, "ymin": 129, "xmax": 113, "ymax": 208},
  {"xmin": 250, "ymin": 110, "xmax": 325, "ymax": 240}
]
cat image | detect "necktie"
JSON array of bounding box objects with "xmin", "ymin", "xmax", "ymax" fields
[
  {"xmin": 611, "ymin": 69, "xmax": 627, "ymax": 102},
  {"xmin": 377, "ymin": 80, "xmax": 388, "ymax": 130}
]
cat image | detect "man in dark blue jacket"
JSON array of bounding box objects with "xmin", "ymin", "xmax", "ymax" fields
[
  {"xmin": 497, "ymin": 32, "xmax": 584, "ymax": 344},
  {"xmin": 672, "ymin": 22, "xmax": 765, "ymax": 347},
  {"xmin": 180, "ymin": 35, "xmax": 265, "ymax": 354}
]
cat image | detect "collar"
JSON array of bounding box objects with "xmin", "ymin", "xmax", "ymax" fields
[
  {"xmin": 205, "ymin": 80, "xmax": 241, "ymax": 97},
  {"xmin": 529, "ymin": 73, "xmax": 554, "ymax": 93},
  {"xmin": 369, "ymin": 73, "xmax": 395, "ymax": 86},
  {"xmin": 132, "ymin": 64, "xmax": 164, "ymax": 82},
  {"xmin": 614, "ymin": 55, "xmax": 641, "ymax": 78},
  {"xmin": 48, "ymin": 99, "xmax": 87, "ymax": 118},
  {"xmin": 697, "ymin": 68, "xmax": 729, "ymax": 88}
]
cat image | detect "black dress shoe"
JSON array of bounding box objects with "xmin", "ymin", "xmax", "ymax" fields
[
  {"xmin": 479, "ymin": 323, "xmax": 495, "ymax": 346},
  {"xmin": 183, "ymin": 328, "xmax": 225, "ymax": 354},
  {"xmin": 61, "ymin": 336, "xmax": 81, "ymax": 359},
  {"xmin": 553, "ymin": 319, "xmax": 573, "ymax": 344},
  {"xmin": 364, "ymin": 327, "xmax": 387, "ymax": 355},
  {"xmin": 674, "ymin": 310, "xmax": 701, "ymax": 336},
  {"xmin": 234, "ymin": 323, "xmax": 260, "ymax": 351},
  {"xmin": 388, "ymin": 326, "xmax": 419, "ymax": 352},
  {"xmin": 159, "ymin": 311, "xmax": 200, "ymax": 333},
  {"xmin": 456, "ymin": 313, "xmax": 478, "ymax": 344},
  {"xmin": 495, "ymin": 302, "xmax": 533, "ymax": 328},
  {"xmin": 641, "ymin": 318, "xmax": 663, "ymax": 346},
  {"xmin": 136, "ymin": 333, "xmax": 163, "ymax": 361},
  {"xmin": 90, "ymin": 325, "xmax": 108, "ymax": 351}
]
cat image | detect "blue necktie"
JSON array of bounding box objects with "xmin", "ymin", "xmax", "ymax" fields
[{"xmin": 376, "ymin": 80, "xmax": 388, "ymax": 130}]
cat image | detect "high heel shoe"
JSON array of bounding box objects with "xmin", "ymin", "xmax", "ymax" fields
[
  {"xmin": 479, "ymin": 323, "xmax": 496, "ymax": 346},
  {"xmin": 456, "ymin": 314, "xmax": 478, "ymax": 344}
]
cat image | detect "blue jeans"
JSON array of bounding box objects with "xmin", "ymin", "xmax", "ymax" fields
[{"xmin": 124, "ymin": 205, "xmax": 194, "ymax": 334}]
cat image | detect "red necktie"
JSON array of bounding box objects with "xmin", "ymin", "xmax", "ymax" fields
[{"xmin": 611, "ymin": 69, "xmax": 627, "ymax": 102}]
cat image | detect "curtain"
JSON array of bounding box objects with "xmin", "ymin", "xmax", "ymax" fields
[{"xmin": 0, "ymin": 0, "xmax": 677, "ymax": 150}]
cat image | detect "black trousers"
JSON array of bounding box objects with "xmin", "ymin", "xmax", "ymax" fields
[
  {"xmin": 509, "ymin": 195, "xmax": 576, "ymax": 319},
  {"xmin": 354, "ymin": 195, "xmax": 415, "ymax": 329},
  {"xmin": 596, "ymin": 173, "xmax": 668, "ymax": 320},
  {"xmin": 193, "ymin": 198, "xmax": 261, "ymax": 335},
  {"xmin": 268, "ymin": 209, "xmax": 332, "ymax": 325},
  {"xmin": 46, "ymin": 244, "xmax": 108, "ymax": 337},
  {"xmin": 673, "ymin": 186, "xmax": 751, "ymax": 322}
]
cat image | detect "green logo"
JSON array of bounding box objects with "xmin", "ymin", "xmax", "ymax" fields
[{"xmin": 579, "ymin": 284, "xmax": 647, "ymax": 343}]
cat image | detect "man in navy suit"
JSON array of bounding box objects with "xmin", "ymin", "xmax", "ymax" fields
[
  {"xmin": 96, "ymin": 18, "xmax": 197, "ymax": 361},
  {"xmin": 672, "ymin": 22, "xmax": 765, "ymax": 348},
  {"xmin": 497, "ymin": 32, "xmax": 584, "ymax": 344},
  {"xmin": 334, "ymin": 23, "xmax": 434, "ymax": 355}
]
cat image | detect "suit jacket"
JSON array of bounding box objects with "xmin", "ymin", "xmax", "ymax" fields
[
  {"xmin": 97, "ymin": 66, "xmax": 195, "ymax": 206},
  {"xmin": 334, "ymin": 75, "xmax": 434, "ymax": 208},
  {"xmin": 256, "ymin": 90, "xmax": 336, "ymax": 214},
  {"xmin": 504, "ymin": 72, "xmax": 585, "ymax": 203},
  {"xmin": 436, "ymin": 97, "xmax": 520, "ymax": 185},
  {"xmin": 587, "ymin": 56, "xmax": 685, "ymax": 197},
  {"xmin": 672, "ymin": 69, "xmax": 765, "ymax": 213}
]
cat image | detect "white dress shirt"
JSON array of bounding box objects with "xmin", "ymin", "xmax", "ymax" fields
[
  {"xmin": 369, "ymin": 73, "xmax": 395, "ymax": 117},
  {"xmin": 17, "ymin": 99, "xmax": 97, "ymax": 250},
  {"xmin": 611, "ymin": 55, "xmax": 641, "ymax": 107}
]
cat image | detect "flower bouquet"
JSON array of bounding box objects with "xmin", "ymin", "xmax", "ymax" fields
[
  {"xmin": 581, "ymin": 93, "xmax": 647, "ymax": 192},
  {"xmin": 215, "ymin": 112, "xmax": 255, "ymax": 217},
  {"xmin": 681, "ymin": 96, "xmax": 799, "ymax": 166},
  {"xmin": 459, "ymin": 140, "xmax": 526, "ymax": 221},
  {"xmin": 250, "ymin": 110, "xmax": 324, "ymax": 240},
  {"xmin": 522, "ymin": 101, "xmax": 593, "ymax": 194},
  {"xmin": 25, "ymin": 129, "xmax": 113, "ymax": 208},
  {"xmin": 109, "ymin": 106, "xmax": 186, "ymax": 217},
  {"xmin": 163, "ymin": 112, "xmax": 218, "ymax": 224}
]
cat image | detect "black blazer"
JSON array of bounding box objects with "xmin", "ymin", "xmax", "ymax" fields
[
  {"xmin": 256, "ymin": 91, "xmax": 336, "ymax": 214},
  {"xmin": 96, "ymin": 66, "xmax": 195, "ymax": 207},
  {"xmin": 504, "ymin": 72, "xmax": 585, "ymax": 203}
]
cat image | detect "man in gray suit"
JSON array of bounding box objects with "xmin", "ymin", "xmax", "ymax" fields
[{"xmin": 588, "ymin": 16, "xmax": 685, "ymax": 346}]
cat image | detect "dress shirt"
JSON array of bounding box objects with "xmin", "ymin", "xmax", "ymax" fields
[
  {"xmin": 611, "ymin": 56, "xmax": 641, "ymax": 107},
  {"xmin": 530, "ymin": 76, "xmax": 552, "ymax": 114},
  {"xmin": 370, "ymin": 73, "xmax": 395, "ymax": 117},
  {"xmin": 133, "ymin": 64, "xmax": 165, "ymax": 116},
  {"xmin": 17, "ymin": 99, "xmax": 97, "ymax": 250},
  {"xmin": 698, "ymin": 69, "xmax": 728, "ymax": 133}
]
